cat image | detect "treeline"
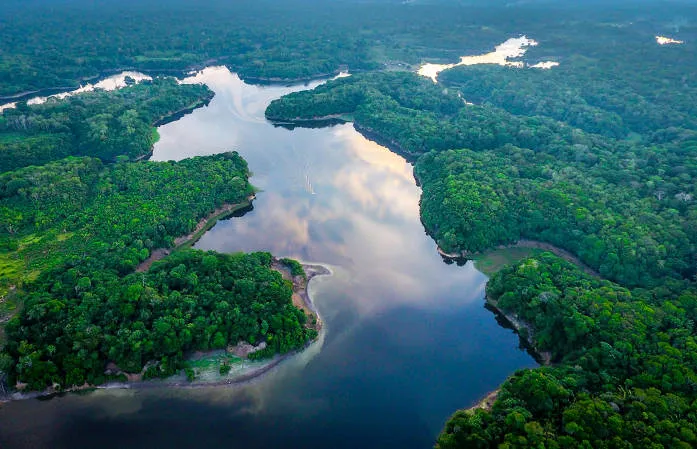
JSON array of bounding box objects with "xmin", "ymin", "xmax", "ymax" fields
[
  {"xmin": 0, "ymin": 78, "xmax": 213, "ymax": 172},
  {"xmin": 266, "ymin": 71, "xmax": 697, "ymax": 287},
  {"xmin": 1, "ymin": 249, "xmax": 314, "ymax": 391},
  {"xmin": 267, "ymin": 47, "xmax": 697, "ymax": 446},
  {"xmin": 0, "ymin": 0, "xmax": 378, "ymax": 97},
  {"xmin": 437, "ymin": 253, "xmax": 697, "ymax": 448}
]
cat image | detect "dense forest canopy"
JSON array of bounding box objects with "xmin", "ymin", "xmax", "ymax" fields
[
  {"xmin": 438, "ymin": 253, "xmax": 697, "ymax": 448},
  {"xmin": 2, "ymin": 249, "xmax": 314, "ymax": 391},
  {"xmin": 2, "ymin": 1, "xmax": 697, "ymax": 447},
  {"xmin": 264, "ymin": 4, "xmax": 697, "ymax": 445},
  {"xmin": 1, "ymin": 0, "xmax": 696, "ymax": 96},
  {"xmin": 267, "ymin": 70, "xmax": 697, "ymax": 287},
  {"xmin": 0, "ymin": 78, "xmax": 213, "ymax": 172},
  {"xmin": 0, "ymin": 141, "xmax": 319, "ymax": 390},
  {"xmin": 0, "ymin": 152, "xmax": 253, "ymax": 286}
]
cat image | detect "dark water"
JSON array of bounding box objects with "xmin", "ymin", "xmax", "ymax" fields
[{"xmin": 0, "ymin": 67, "xmax": 535, "ymax": 449}]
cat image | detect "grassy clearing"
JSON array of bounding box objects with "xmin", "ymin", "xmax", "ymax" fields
[
  {"xmin": 0, "ymin": 253, "xmax": 22, "ymax": 294},
  {"xmin": 472, "ymin": 247, "xmax": 543, "ymax": 277}
]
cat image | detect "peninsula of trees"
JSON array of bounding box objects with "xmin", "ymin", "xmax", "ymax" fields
[{"xmin": 0, "ymin": 83, "xmax": 316, "ymax": 392}]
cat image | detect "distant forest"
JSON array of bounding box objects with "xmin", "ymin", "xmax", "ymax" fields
[{"xmin": 1, "ymin": 0, "xmax": 695, "ymax": 95}]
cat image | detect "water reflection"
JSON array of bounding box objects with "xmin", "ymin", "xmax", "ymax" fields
[
  {"xmin": 418, "ymin": 35, "xmax": 559, "ymax": 82},
  {"xmin": 656, "ymin": 35, "xmax": 684, "ymax": 45},
  {"xmin": 0, "ymin": 66, "xmax": 535, "ymax": 449},
  {"xmin": 0, "ymin": 72, "xmax": 151, "ymax": 112}
]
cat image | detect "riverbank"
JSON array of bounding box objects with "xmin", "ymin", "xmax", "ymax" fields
[
  {"xmin": 133, "ymin": 93, "xmax": 216, "ymax": 162},
  {"xmin": 466, "ymin": 389, "xmax": 500, "ymax": 413},
  {"xmin": 437, "ymin": 239, "xmax": 601, "ymax": 278},
  {"xmin": 267, "ymin": 114, "xmax": 351, "ymax": 130},
  {"xmin": 485, "ymin": 297, "xmax": 552, "ymax": 366},
  {"xmin": 1, "ymin": 260, "xmax": 332, "ymax": 402},
  {"xmin": 135, "ymin": 196, "xmax": 255, "ymax": 272},
  {"xmin": 241, "ymin": 68, "xmax": 346, "ymax": 86},
  {"xmin": 151, "ymin": 92, "xmax": 215, "ymax": 127},
  {"xmin": 271, "ymin": 260, "xmax": 331, "ymax": 332},
  {"xmin": 0, "ymin": 59, "xmax": 228, "ymax": 103},
  {"xmin": 0, "ymin": 62, "xmax": 346, "ymax": 103}
]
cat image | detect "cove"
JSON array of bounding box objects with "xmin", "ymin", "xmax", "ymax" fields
[{"xmin": 0, "ymin": 67, "xmax": 535, "ymax": 449}]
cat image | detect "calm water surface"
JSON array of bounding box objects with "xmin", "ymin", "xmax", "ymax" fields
[{"xmin": 0, "ymin": 67, "xmax": 535, "ymax": 449}]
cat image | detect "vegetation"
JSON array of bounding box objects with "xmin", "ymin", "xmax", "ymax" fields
[
  {"xmin": 264, "ymin": 7, "xmax": 697, "ymax": 445},
  {"xmin": 0, "ymin": 152, "xmax": 252, "ymax": 287},
  {"xmin": 0, "ymin": 146, "xmax": 320, "ymax": 391},
  {"xmin": 280, "ymin": 258, "xmax": 306, "ymax": 278},
  {"xmin": 267, "ymin": 70, "xmax": 697, "ymax": 288},
  {"xmin": 3, "ymin": 1, "xmax": 697, "ymax": 446},
  {"xmin": 438, "ymin": 253, "xmax": 697, "ymax": 449},
  {"xmin": 1, "ymin": 249, "xmax": 315, "ymax": 391},
  {"xmin": 0, "ymin": 78, "xmax": 212, "ymax": 172},
  {"xmin": 3, "ymin": 0, "xmax": 695, "ymax": 98},
  {"xmin": 0, "ymin": 137, "xmax": 318, "ymax": 390}
]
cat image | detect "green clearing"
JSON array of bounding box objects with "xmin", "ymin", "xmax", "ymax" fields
[{"xmin": 472, "ymin": 247, "xmax": 543, "ymax": 277}]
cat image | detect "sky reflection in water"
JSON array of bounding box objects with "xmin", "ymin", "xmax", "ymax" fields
[{"xmin": 0, "ymin": 67, "xmax": 535, "ymax": 449}]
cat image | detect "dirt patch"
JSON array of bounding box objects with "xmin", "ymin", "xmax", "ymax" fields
[
  {"xmin": 467, "ymin": 389, "xmax": 500, "ymax": 413},
  {"xmin": 271, "ymin": 259, "xmax": 330, "ymax": 332}
]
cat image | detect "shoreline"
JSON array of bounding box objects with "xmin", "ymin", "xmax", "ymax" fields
[
  {"xmin": 264, "ymin": 115, "xmax": 422, "ymax": 164},
  {"xmin": 240, "ymin": 69, "xmax": 344, "ymax": 85},
  {"xmin": 133, "ymin": 92, "xmax": 216, "ymax": 162},
  {"xmin": 0, "ymin": 62, "xmax": 344, "ymax": 104},
  {"xmin": 0, "ymin": 60, "xmax": 229, "ymax": 103},
  {"xmin": 466, "ymin": 389, "xmax": 500, "ymax": 413},
  {"xmin": 485, "ymin": 297, "xmax": 552, "ymax": 366},
  {"xmin": 437, "ymin": 240, "xmax": 601, "ymax": 278},
  {"xmin": 152, "ymin": 93, "xmax": 215, "ymax": 128},
  {"xmin": 267, "ymin": 114, "xmax": 350, "ymax": 130},
  {"xmin": 2, "ymin": 260, "xmax": 332, "ymax": 402},
  {"xmin": 134, "ymin": 196, "xmax": 255, "ymax": 272}
]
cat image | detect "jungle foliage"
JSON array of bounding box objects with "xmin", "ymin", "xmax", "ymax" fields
[
  {"xmin": 0, "ymin": 150, "xmax": 318, "ymax": 390},
  {"xmin": 0, "ymin": 78, "xmax": 212, "ymax": 172},
  {"xmin": 0, "ymin": 152, "xmax": 252, "ymax": 285},
  {"xmin": 1, "ymin": 249, "xmax": 314, "ymax": 391},
  {"xmin": 267, "ymin": 70, "xmax": 697, "ymax": 287},
  {"xmin": 265, "ymin": 12, "xmax": 697, "ymax": 445},
  {"xmin": 437, "ymin": 253, "xmax": 697, "ymax": 449}
]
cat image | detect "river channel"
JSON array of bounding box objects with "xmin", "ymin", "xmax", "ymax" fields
[{"xmin": 0, "ymin": 67, "xmax": 535, "ymax": 449}]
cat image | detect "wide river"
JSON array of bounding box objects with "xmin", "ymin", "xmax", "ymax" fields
[{"xmin": 0, "ymin": 67, "xmax": 535, "ymax": 449}]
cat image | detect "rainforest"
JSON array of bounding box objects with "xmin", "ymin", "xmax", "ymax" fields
[{"xmin": 1, "ymin": 1, "xmax": 696, "ymax": 448}]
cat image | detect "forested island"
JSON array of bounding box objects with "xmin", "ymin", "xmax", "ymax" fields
[{"xmin": 0, "ymin": 81, "xmax": 320, "ymax": 394}]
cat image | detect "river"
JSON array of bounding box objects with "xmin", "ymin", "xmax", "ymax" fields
[{"xmin": 0, "ymin": 67, "xmax": 535, "ymax": 449}]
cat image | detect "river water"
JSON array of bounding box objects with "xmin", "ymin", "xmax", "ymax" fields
[
  {"xmin": 0, "ymin": 67, "xmax": 534, "ymax": 449},
  {"xmin": 418, "ymin": 36, "xmax": 559, "ymax": 82}
]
